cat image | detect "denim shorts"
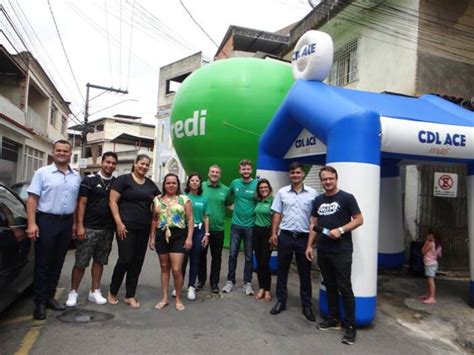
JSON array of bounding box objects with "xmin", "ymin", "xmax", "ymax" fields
[
  {"xmin": 424, "ymin": 263, "xmax": 438, "ymax": 278},
  {"xmin": 75, "ymin": 229, "xmax": 114, "ymax": 268}
]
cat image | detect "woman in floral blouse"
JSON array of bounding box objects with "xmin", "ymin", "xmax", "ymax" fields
[{"xmin": 149, "ymin": 173, "xmax": 193, "ymax": 311}]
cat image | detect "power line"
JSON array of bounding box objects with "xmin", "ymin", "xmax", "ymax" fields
[
  {"xmin": 126, "ymin": 0, "xmax": 135, "ymax": 89},
  {"xmin": 46, "ymin": 0, "xmax": 85, "ymax": 103},
  {"xmin": 104, "ymin": 0, "xmax": 114, "ymax": 87},
  {"xmin": 8, "ymin": 0, "xmax": 83, "ymax": 111},
  {"xmin": 178, "ymin": 0, "xmax": 220, "ymax": 49}
]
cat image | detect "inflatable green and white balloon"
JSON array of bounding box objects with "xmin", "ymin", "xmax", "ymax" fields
[{"xmin": 170, "ymin": 58, "xmax": 294, "ymax": 184}]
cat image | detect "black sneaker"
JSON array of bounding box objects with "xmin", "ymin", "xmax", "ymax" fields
[
  {"xmin": 317, "ymin": 318, "xmax": 341, "ymax": 330},
  {"xmin": 210, "ymin": 284, "xmax": 219, "ymax": 293},
  {"xmin": 341, "ymin": 325, "xmax": 356, "ymax": 345},
  {"xmin": 196, "ymin": 281, "xmax": 204, "ymax": 291}
]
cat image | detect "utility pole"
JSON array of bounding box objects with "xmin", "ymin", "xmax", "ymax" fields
[{"xmin": 80, "ymin": 83, "xmax": 128, "ymax": 174}]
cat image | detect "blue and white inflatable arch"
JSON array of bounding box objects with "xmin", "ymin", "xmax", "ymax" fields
[{"xmin": 257, "ymin": 31, "xmax": 474, "ymax": 325}]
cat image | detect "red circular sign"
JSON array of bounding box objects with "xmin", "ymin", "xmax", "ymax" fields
[{"xmin": 438, "ymin": 175, "xmax": 453, "ymax": 190}]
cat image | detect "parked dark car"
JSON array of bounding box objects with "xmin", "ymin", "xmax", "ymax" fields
[
  {"xmin": 0, "ymin": 184, "xmax": 33, "ymax": 313},
  {"xmin": 10, "ymin": 181, "xmax": 30, "ymax": 203}
]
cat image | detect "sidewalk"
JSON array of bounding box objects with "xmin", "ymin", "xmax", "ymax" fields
[{"xmin": 375, "ymin": 270, "xmax": 474, "ymax": 352}]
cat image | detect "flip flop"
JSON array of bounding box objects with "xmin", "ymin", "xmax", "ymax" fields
[
  {"xmin": 108, "ymin": 292, "xmax": 119, "ymax": 305},
  {"xmin": 175, "ymin": 302, "xmax": 185, "ymax": 311},
  {"xmin": 154, "ymin": 301, "xmax": 169, "ymax": 310},
  {"xmin": 124, "ymin": 297, "xmax": 140, "ymax": 309}
]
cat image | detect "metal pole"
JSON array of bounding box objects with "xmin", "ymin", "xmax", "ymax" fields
[{"xmin": 79, "ymin": 83, "xmax": 128, "ymax": 176}]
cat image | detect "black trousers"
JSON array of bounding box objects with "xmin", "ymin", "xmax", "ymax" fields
[
  {"xmin": 34, "ymin": 213, "xmax": 73, "ymax": 305},
  {"xmin": 198, "ymin": 230, "xmax": 224, "ymax": 286},
  {"xmin": 276, "ymin": 230, "xmax": 312, "ymax": 309},
  {"xmin": 110, "ymin": 227, "xmax": 149, "ymax": 298},
  {"xmin": 253, "ymin": 226, "xmax": 272, "ymax": 291},
  {"xmin": 318, "ymin": 251, "xmax": 355, "ymax": 326}
]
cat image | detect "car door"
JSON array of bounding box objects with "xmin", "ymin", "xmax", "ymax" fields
[{"xmin": 0, "ymin": 184, "xmax": 30, "ymax": 311}]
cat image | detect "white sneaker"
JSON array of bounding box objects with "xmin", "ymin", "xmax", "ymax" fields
[
  {"xmin": 187, "ymin": 286, "xmax": 196, "ymax": 300},
  {"xmin": 66, "ymin": 290, "xmax": 78, "ymax": 307},
  {"xmin": 88, "ymin": 289, "xmax": 107, "ymax": 305},
  {"xmin": 222, "ymin": 281, "xmax": 234, "ymax": 293},
  {"xmin": 171, "ymin": 289, "xmax": 176, "ymax": 298},
  {"xmin": 243, "ymin": 282, "xmax": 254, "ymax": 296}
]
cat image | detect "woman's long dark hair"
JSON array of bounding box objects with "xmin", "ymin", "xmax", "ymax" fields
[
  {"xmin": 162, "ymin": 173, "xmax": 181, "ymax": 197},
  {"xmin": 185, "ymin": 172, "xmax": 203, "ymax": 195},
  {"xmin": 256, "ymin": 178, "xmax": 273, "ymax": 201}
]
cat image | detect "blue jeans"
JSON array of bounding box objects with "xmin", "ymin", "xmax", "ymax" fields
[
  {"xmin": 227, "ymin": 225, "xmax": 253, "ymax": 284},
  {"xmin": 187, "ymin": 226, "xmax": 204, "ymax": 288}
]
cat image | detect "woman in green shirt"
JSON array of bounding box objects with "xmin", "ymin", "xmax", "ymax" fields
[
  {"xmin": 182, "ymin": 173, "xmax": 210, "ymax": 301},
  {"xmin": 149, "ymin": 173, "xmax": 193, "ymax": 311},
  {"xmin": 253, "ymin": 178, "xmax": 274, "ymax": 302}
]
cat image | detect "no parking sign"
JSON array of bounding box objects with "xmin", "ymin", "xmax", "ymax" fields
[{"xmin": 433, "ymin": 172, "xmax": 458, "ymax": 198}]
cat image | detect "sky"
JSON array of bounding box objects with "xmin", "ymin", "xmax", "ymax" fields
[{"xmin": 0, "ymin": 0, "xmax": 311, "ymax": 126}]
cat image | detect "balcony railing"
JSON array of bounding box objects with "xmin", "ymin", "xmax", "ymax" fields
[
  {"xmin": 26, "ymin": 106, "xmax": 48, "ymax": 136},
  {"xmin": 116, "ymin": 148, "xmax": 153, "ymax": 161},
  {"xmin": 0, "ymin": 94, "xmax": 26, "ymax": 125}
]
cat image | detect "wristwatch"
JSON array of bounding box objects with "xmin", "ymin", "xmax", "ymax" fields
[{"xmin": 338, "ymin": 227, "xmax": 345, "ymax": 235}]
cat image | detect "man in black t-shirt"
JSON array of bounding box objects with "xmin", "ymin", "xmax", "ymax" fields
[
  {"xmin": 66, "ymin": 152, "xmax": 118, "ymax": 307},
  {"xmin": 305, "ymin": 166, "xmax": 363, "ymax": 345}
]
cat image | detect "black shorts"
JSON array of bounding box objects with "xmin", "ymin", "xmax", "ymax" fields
[{"xmin": 155, "ymin": 227, "xmax": 187, "ymax": 254}]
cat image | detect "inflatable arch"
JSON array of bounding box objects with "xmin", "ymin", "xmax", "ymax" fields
[{"xmin": 256, "ymin": 31, "xmax": 474, "ymax": 325}]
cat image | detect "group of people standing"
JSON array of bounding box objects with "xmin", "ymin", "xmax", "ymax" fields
[{"xmin": 26, "ymin": 140, "xmax": 363, "ymax": 346}]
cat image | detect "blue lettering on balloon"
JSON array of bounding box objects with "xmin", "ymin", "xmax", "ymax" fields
[{"xmin": 418, "ymin": 130, "xmax": 466, "ymax": 147}]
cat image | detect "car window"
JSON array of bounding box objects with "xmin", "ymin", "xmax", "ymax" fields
[
  {"xmin": 12, "ymin": 184, "xmax": 29, "ymax": 201},
  {"xmin": 0, "ymin": 186, "xmax": 26, "ymax": 227}
]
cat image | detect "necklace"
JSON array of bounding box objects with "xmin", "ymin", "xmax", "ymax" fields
[{"xmin": 98, "ymin": 173, "xmax": 113, "ymax": 190}]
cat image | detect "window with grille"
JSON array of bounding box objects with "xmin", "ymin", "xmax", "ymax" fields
[
  {"xmin": 328, "ymin": 38, "xmax": 359, "ymax": 87},
  {"xmin": 23, "ymin": 146, "xmax": 45, "ymax": 180},
  {"xmin": 50, "ymin": 104, "xmax": 57, "ymax": 126}
]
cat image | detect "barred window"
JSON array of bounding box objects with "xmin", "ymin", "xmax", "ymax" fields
[
  {"xmin": 50, "ymin": 104, "xmax": 57, "ymax": 127},
  {"xmin": 23, "ymin": 146, "xmax": 45, "ymax": 180},
  {"xmin": 328, "ymin": 38, "xmax": 359, "ymax": 87}
]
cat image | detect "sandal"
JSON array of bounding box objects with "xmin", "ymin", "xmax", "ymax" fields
[
  {"xmin": 175, "ymin": 302, "xmax": 185, "ymax": 311},
  {"xmin": 264, "ymin": 291, "xmax": 272, "ymax": 302},
  {"xmin": 154, "ymin": 301, "xmax": 169, "ymax": 310},
  {"xmin": 255, "ymin": 289, "xmax": 264, "ymax": 300},
  {"xmin": 124, "ymin": 297, "xmax": 140, "ymax": 309},
  {"xmin": 108, "ymin": 292, "xmax": 119, "ymax": 305}
]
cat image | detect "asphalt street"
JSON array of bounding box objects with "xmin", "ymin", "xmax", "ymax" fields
[{"xmin": 0, "ymin": 243, "xmax": 471, "ymax": 355}]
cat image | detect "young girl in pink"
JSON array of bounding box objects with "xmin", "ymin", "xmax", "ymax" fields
[{"xmin": 419, "ymin": 231, "xmax": 442, "ymax": 304}]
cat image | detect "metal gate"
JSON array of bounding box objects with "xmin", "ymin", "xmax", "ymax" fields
[{"xmin": 417, "ymin": 165, "xmax": 469, "ymax": 271}]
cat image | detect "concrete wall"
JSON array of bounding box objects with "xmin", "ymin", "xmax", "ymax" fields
[
  {"xmin": 416, "ymin": 0, "xmax": 474, "ymax": 98},
  {"xmin": 157, "ymin": 52, "xmax": 203, "ymax": 107}
]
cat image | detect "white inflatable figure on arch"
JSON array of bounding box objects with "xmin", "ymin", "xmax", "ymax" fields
[{"xmin": 257, "ymin": 30, "xmax": 474, "ymax": 325}]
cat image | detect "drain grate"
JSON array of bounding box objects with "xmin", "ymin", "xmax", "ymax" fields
[{"xmin": 57, "ymin": 309, "xmax": 115, "ymax": 323}]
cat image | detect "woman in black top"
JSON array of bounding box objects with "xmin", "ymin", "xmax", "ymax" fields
[{"xmin": 108, "ymin": 154, "xmax": 160, "ymax": 308}]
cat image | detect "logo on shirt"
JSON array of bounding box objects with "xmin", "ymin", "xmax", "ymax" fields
[{"xmin": 317, "ymin": 202, "xmax": 340, "ymax": 216}]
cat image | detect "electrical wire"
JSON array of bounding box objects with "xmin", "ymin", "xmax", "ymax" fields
[
  {"xmin": 126, "ymin": 0, "xmax": 135, "ymax": 90},
  {"xmin": 46, "ymin": 0, "xmax": 85, "ymax": 103},
  {"xmin": 104, "ymin": 0, "xmax": 114, "ymax": 87},
  {"xmin": 178, "ymin": 0, "xmax": 220, "ymax": 49},
  {"xmin": 8, "ymin": 0, "xmax": 83, "ymax": 110}
]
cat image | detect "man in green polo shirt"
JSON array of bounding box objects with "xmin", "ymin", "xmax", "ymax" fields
[
  {"xmin": 199, "ymin": 164, "xmax": 233, "ymax": 293},
  {"xmin": 222, "ymin": 159, "xmax": 258, "ymax": 295}
]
